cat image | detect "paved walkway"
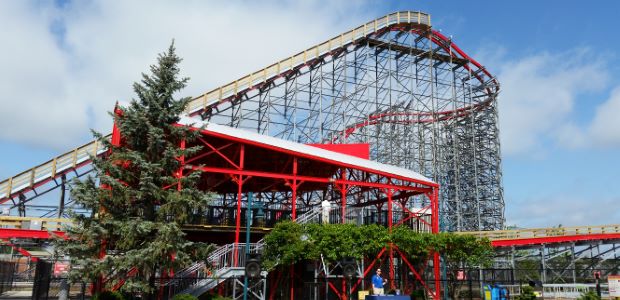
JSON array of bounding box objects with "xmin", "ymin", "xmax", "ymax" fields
[{"xmin": 0, "ymin": 290, "xmax": 31, "ymax": 299}]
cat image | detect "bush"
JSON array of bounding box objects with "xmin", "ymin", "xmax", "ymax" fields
[
  {"xmin": 202, "ymin": 294, "xmax": 232, "ymax": 300},
  {"xmin": 516, "ymin": 286, "xmax": 536, "ymax": 300},
  {"xmin": 93, "ymin": 291, "xmax": 125, "ymax": 300},
  {"xmin": 577, "ymin": 291, "xmax": 601, "ymax": 300},
  {"xmin": 411, "ymin": 289, "xmax": 425, "ymax": 300},
  {"xmin": 173, "ymin": 294, "xmax": 198, "ymax": 300}
]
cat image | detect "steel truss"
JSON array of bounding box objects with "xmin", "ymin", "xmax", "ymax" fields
[
  {"xmin": 494, "ymin": 240, "xmax": 620, "ymax": 284},
  {"xmin": 200, "ymin": 20, "xmax": 503, "ymax": 232}
]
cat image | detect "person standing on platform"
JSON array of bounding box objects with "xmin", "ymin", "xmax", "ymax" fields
[
  {"xmin": 371, "ymin": 268, "xmax": 387, "ymax": 295},
  {"xmin": 321, "ymin": 199, "xmax": 331, "ymax": 224}
]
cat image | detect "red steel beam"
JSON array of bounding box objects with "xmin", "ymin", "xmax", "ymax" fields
[
  {"xmin": 189, "ymin": 165, "xmax": 432, "ymax": 193},
  {"xmin": 0, "ymin": 228, "xmax": 65, "ymax": 239}
]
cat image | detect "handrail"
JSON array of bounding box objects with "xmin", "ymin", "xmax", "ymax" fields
[
  {"xmin": 460, "ymin": 224, "xmax": 620, "ymax": 240},
  {"xmin": 0, "ymin": 215, "xmax": 73, "ymax": 231},
  {"xmin": 0, "ymin": 135, "xmax": 110, "ymax": 202},
  {"xmin": 166, "ymin": 206, "xmax": 323, "ymax": 292},
  {"xmin": 182, "ymin": 11, "xmax": 432, "ymax": 117}
]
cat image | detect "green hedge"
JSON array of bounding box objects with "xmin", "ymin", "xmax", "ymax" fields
[
  {"xmin": 93, "ymin": 291, "xmax": 125, "ymax": 300},
  {"xmin": 173, "ymin": 294, "xmax": 198, "ymax": 300}
]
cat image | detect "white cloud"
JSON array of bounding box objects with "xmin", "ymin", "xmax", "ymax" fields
[
  {"xmin": 506, "ymin": 195, "xmax": 620, "ymax": 228},
  {"xmin": 588, "ymin": 87, "xmax": 620, "ymax": 147},
  {"xmin": 0, "ymin": 2, "xmax": 88, "ymax": 148},
  {"xmin": 0, "ymin": 0, "xmax": 373, "ymax": 150},
  {"xmin": 496, "ymin": 50, "xmax": 609, "ymax": 156}
]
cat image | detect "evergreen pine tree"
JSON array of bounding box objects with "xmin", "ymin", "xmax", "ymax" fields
[{"xmin": 56, "ymin": 42, "xmax": 214, "ymax": 294}]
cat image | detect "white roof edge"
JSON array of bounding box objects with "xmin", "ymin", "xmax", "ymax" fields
[{"xmin": 178, "ymin": 117, "xmax": 435, "ymax": 186}]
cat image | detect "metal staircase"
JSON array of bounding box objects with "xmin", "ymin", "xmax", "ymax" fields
[{"xmin": 170, "ymin": 207, "xmax": 322, "ymax": 297}]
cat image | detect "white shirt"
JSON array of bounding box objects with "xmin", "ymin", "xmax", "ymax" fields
[{"xmin": 321, "ymin": 200, "xmax": 331, "ymax": 210}]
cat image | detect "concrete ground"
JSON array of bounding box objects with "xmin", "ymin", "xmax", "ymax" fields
[{"xmin": 0, "ymin": 290, "xmax": 31, "ymax": 299}]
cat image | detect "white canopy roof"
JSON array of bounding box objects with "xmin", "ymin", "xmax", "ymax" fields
[{"xmin": 178, "ymin": 117, "xmax": 436, "ymax": 186}]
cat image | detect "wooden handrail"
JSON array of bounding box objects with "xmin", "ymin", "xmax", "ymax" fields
[
  {"xmin": 458, "ymin": 224, "xmax": 620, "ymax": 241},
  {"xmin": 182, "ymin": 11, "xmax": 431, "ymax": 116},
  {"xmin": 0, "ymin": 135, "xmax": 111, "ymax": 200}
]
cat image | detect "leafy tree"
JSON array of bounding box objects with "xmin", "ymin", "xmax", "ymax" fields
[
  {"xmin": 262, "ymin": 222, "xmax": 492, "ymax": 276},
  {"xmin": 55, "ymin": 43, "xmax": 214, "ymax": 295},
  {"xmin": 432, "ymin": 233, "xmax": 494, "ymax": 300}
]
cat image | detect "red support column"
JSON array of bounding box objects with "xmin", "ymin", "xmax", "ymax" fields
[
  {"xmin": 177, "ymin": 138, "xmax": 185, "ymax": 191},
  {"xmin": 290, "ymin": 157, "xmax": 298, "ymax": 300},
  {"xmin": 233, "ymin": 145, "xmax": 245, "ymax": 267},
  {"xmin": 387, "ymin": 188, "xmax": 395, "ymax": 289},
  {"xmin": 431, "ymin": 188, "xmax": 441, "ymax": 300},
  {"xmin": 387, "ymin": 188, "xmax": 393, "ymax": 232},
  {"xmin": 290, "ymin": 266, "xmax": 295, "ymax": 300},
  {"xmin": 431, "ymin": 188, "xmax": 439, "ymax": 234},
  {"xmin": 340, "ymin": 170, "xmax": 347, "ymax": 224},
  {"xmin": 340, "ymin": 169, "xmax": 348, "ymax": 298},
  {"xmin": 291, "ymin": 157, "xmax": 298, "ymax": 221}
]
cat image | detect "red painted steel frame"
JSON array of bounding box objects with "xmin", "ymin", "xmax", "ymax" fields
[
  {"xmin": 180, "ymin": 125, "xmax": 441, "ymax": 300},
  {"xmin": 5, "ymin": 118, "xmax": 438, "ymax": 298},
  {"xmin": 0, "ymin": 228, "xmax": 66, "ymax": 239}
]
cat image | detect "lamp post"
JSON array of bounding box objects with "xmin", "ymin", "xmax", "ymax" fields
[{"xmin": 244, "ymin": 192, "xmax": 253, "ymax": 300}]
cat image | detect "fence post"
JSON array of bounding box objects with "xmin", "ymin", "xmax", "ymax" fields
[
  {"xmin": 468, "ymin": 274, "xmax": 473, "ymax": 300},
  {"xmin": 80, "ymin": 282, "xmax": 86, "ymax": 300},
  {"xmin": 58, "ymin": 279, "xmax": 69, "ymax": 300},
  {"xmin": 32, "ymin": 260, "xmax": 52, "ymax": 300}
]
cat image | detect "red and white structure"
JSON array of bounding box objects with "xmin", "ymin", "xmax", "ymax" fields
[{"xmin": 173, "ymin": 117, "xmax": 442, "ymax": 299}]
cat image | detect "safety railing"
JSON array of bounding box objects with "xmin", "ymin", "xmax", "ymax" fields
[
  {"xmin": 0, "ymin": 216, "xmax": 73, "ymax": 231},
  {"xmin": 0, "ymin": 136, "xmax": 110, "ymax": 202},
  {"xmin": 166, "ymin": 206, "xmax": 323, "ymax": 295},
  {"xmin": 462, "ymin": 224, "xmax": 620, "ymax": 240},
  {"xmin": 183, "ymin": 11, "xmax": 431, "ymax": 116},
  {"xmin": 326, "ymin": 206, "xmax": 432, "ymax": 232},
  {"xmin": 294, "ymin": 206, "xmax": 322, "ymax": 224}
]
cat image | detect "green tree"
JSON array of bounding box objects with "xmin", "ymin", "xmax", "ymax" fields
[
  {"xmin": 55, "ymin": 43, "xmax": 214, "ymax": 295},
  {"xmin": 432, "ymin": 233, "xmax": 494, "ymax": 300},
  {"xmin": 262, "ymin": 222, "xmax": 492, "ymax": 276}
]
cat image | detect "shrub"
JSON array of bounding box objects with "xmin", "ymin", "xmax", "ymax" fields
[
  {"xmin": 202, "ymin": 294, "xmax": 232, "ymax": 300},
  {"xmin": 516, "ymin": 286, "xmax": 536, "ymax": 300},
  {"xmin": 411, "ymin": 289, "xmax": 425, "ymax": 300},
  {"xmin": 173, "ymin": 294, "xmax": 198, "ymax": 300},
  {"xmin": 93, "ymin": 291, "xmax": 125, "ymax": 300},
  {"xmin": 577, "ymin": 291, "xmax": 601, "ymax": 300}
]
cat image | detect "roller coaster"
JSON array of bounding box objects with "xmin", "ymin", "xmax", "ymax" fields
[{"xmin": 0, "ymin": 10, "xmax": 618, "ymax": 299}]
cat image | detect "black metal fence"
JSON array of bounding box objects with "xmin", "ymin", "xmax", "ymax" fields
[{"xmin": 0, "ymin": 260, "xmax": 16, "ymax": 295}]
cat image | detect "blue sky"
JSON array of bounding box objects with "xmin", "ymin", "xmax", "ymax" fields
[{"xmin": 0, "ymin": 0, "xmax": 619, "ymax": 228}]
